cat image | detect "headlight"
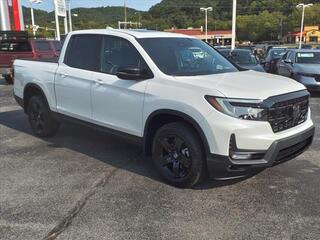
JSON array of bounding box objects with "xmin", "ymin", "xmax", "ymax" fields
[{"xmin": 205, "ymin": 96, "xmax": 268, "ymax": 121}]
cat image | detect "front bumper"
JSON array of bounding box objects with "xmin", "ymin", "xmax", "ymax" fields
[{"xmin": 207, "ymin": 126, "xmax": 315, "ymax": 179}]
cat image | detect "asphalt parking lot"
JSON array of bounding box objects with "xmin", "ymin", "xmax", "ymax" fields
[{"xmin": 0, "ymin": 78, "xmax": 320, "ymax": 240}]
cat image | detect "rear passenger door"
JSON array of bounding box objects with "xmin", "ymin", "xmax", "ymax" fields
[
  {"xmin": 91, "ymin": 35, "xmax": 151, "ymax": 136},
  {"xmin": 55, "ymin": 34, "xmax": 102, "ymax": 121}
]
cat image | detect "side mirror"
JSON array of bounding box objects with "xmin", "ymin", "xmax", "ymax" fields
[
  {"xmin": 116, "ymin": 66, "xmax": 153, "ymax": 80},
  {"xmin": 284, "ymin": 59, "xmax": 293, "ymax": 64}
]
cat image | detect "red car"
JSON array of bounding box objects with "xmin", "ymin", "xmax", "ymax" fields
[{"xmin": 0, "ymin": 39, "xmax": 60, "ymax": 84}]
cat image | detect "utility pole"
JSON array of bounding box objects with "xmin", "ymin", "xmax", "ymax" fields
[
  {"xmin": 200, "ymin": 7, "xmax": 213, "ymax": 42},
  {"xmin": 124, "ymin": 0, "xmax": 127, "ymax": 29},
  {"xmin": 231, "ymin": 0, "xmax": 237, "ymax": 50},
  {"xmin": 296, "ymin": 3, "xmax": 313, "ymax": 49},
  {"xmin": 29, "ymin": 0, "xmax": 43, "ymax": 36},
  {"xmin": 68, "ymin": 0, "xmax": 72, "ymax": 32}
]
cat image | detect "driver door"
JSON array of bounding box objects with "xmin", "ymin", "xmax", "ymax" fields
[{"xmin": 91, "ymin": 35, "xmax": 151, "ymax": 137}]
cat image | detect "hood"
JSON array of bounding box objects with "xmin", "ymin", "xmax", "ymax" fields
[
  {"xmin": 174, "ymin": 70, "xmax": 305, "ymax": 100},
  {"xmin": 239, "ymin": 64, "xmax": 265, "ymax": 72},
  {"xmin": 294, "ymin": 64, "xmax": 320, "ymax": 74}
]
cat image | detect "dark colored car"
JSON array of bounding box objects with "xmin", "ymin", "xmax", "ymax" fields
[
  {"xmin": 261, "ymin": 47, "xmax": 287, "ymax": 73},
  {"xmin": 277, "ymin": 49, "xmax": 320, "ymax": 91},
  {"xmin": 219, "ymin": 48, "xmax": 265, "ymax": 72},
  {"xmin": 0, "ymin": 39, "xmax": 58, "ymax": 84}
]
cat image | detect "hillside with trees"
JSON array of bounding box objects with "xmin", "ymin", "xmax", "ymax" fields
[{"xmin": 19, "ymin": 0, "xmax": 320, "ymax": 42}]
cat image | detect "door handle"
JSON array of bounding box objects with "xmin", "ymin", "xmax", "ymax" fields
[
  {"xmin": 60, "ymin": 73, "xmax": 68, "ymax": 78},
  {"xmin": 95, "ymin": 79, "xmax": 103, "ymax": 85}
]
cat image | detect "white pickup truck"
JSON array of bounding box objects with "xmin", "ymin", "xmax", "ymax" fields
[{"xmin": 13, "ymin": 30, "xmax": 314, "ymax": 187}]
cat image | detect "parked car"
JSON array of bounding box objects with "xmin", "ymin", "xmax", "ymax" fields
[
  {"xmin": 13, "ymin": 30, "xmax": 314, "ymax": 187},
  {"xmin": 277, "ymin": 49, "xmax": 320, "ymax": 91},
  {"xmin": 261, "ymin": 47, "xmax": 287, "ymax": 73},
  {"xmin": 0, "ymin": 39, "xmax": 58, "ymax": 84},
  {"xmin": 218, "ymin": 48, "xmax": 265, "ymax": 72}
]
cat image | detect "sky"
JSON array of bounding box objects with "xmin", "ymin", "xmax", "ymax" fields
[{"xmin": 20, "ymin": 0, "xmax": 162, "ymax": 12}]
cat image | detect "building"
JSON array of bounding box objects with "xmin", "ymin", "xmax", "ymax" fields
[
  {"xmin": 286, "ymin": 26, "xmax": 320, "ymax": 44},
  {"xmin": 165, "ymin": 27, "xmax": 232, "ymax": 45}
]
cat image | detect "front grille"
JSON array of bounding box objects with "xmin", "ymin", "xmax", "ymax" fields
[
  {"xmin": 274, "ymin": 137, "xmax": 313, "ymax": 165},
  {"xmin": 268, "ymin": 95, "xmax": 309, "ymax": 133}
]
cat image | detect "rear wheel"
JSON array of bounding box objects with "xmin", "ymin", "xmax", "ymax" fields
[
  {"xmin": 27, "ymin": 95, "xmax": 60, "ymax": 137},
  {"xmin": 152, "ymin": 122, "xmax": 206, "ymax": 188}
]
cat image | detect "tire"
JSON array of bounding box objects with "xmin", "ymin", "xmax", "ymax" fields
[
  {"xmin": 27, "ymin": 95, "xmax": 60, "ymax": 137},
  {"xmin": 152, "ymin": 122, "xmax": 206, "ymax": 188},
  {"xmin": 4, "ymin": 75, "xmax": 13, "ymax": 84}
]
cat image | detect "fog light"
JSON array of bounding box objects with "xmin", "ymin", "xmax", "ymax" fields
[{"xmin": 231, "ymin": 153, "xmax": 252, "ymax": 160}]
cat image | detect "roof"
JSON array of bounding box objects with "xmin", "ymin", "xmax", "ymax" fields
[
  {"xmin": 218, "ymin": 48, "xmax": 252, "ymax": 53},
  {"xmin": 165, "ymin": 28, "xmax": 232, "ymax": 36},
  {"xmin": 287, "ymin": 49, "xmax": 320, "ymax": 52},
  {"xmin": 70, "ymin": 29, "xmax": 194, "ymax": 39}
]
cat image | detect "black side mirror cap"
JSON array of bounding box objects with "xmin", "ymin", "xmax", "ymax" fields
[{"xmin": 116, "ymin": 66, "xmax": 153, "ymax": 80}]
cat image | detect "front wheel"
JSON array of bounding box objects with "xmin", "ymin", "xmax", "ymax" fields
[
  {"xmin": 152, "ymin": 122, "xmax": 206, "ymax": 188},
  {"xmin": 27, "ymin": 95, "xmax": 60, "ymax": 137}
]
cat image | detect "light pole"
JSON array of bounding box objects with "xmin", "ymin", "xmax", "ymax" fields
[
  {"xmin": 231, "ymin": 0, "xmax": 237, "ymax": 50},
  {"xmin": 296, "ymin": 3, "xmax": 313, "ymax": 49},
  {"xmin": 135, "ymin": 12, "xmax": 141, "ymax": 28},
  {"xmin": 29, "ymin": 0, "xmax": 42, "ymax": 36},
  {"xmin": 200, "ymin": 7, "xmax": 213, "ymax": 42},
  {"xmin": 67, "ymin": 0, "xmax": 72, "ymax": 32}
]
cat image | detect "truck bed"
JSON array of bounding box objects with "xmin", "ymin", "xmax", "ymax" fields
[{"xmin": 19, "ymin": 57, "xmax": 59, "ymax": 63}]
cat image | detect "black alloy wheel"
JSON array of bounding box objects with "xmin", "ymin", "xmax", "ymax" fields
[
  {"xmin": 152, "ymin": 122, "xmax": 206, "ymax": 187},
  {"xmin": 27, "ymin": 95, "xmax": 60, "ymax": 137}
]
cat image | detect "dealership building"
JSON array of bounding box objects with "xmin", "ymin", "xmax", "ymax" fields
[
  {"xmin": 286, "ymin": 25, "xmax": 320, "ymax": 44},
  {"xmin": 165, "ymin": 27, "xmax": 232, "ymax": 45}
]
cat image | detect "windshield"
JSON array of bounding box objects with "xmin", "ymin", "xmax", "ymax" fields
[
  {"xmin": 296, "ymin": 52, "xmax": 320, "ymax": 64},
  {"xmin": 138, "ymin": 38, "xmax": 238, "ymax": 76},
  {"xmin": 270, "ymin": 49, "xmax": 287, "ymax": 59},
  {"xmin": 221, "ymin": 50, "xmax": 258, "ymax": 65}
]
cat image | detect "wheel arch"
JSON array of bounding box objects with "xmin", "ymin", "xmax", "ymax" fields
[
  {"xmin": 23, "ymin": 83, "xmax": 49, "ymax": 114},
  {"xmin": 143, "ymin": 109, "xmax": 210, "ymax": 157}
]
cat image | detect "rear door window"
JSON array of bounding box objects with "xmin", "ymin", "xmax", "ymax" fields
[
  {"xmin": 0, "ymin": 41, "xmax": 32, "ymax": 52},
  {"xmin": 35, "ymin": 41, "xmax": 52, "ymax": 51},
  {"xmin": 64, "ymin": 34, "xmax": 102, "ymax": 72}
]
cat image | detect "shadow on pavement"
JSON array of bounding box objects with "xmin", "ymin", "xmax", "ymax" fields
[{"xmin": 0, "ymin": 109, "xmax": 267, "ymax": 189}]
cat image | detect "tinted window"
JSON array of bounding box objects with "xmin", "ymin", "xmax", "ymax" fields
[
  {"xmin": 64, "ymin": 34, "xmax": 102, "ymax": 71},
  {"xmin": 52, "ymin": 41, "xmax": 62, "ymax": 51},
  {"xmin": 220, "ymin": 50, "xmax": 257, "ymax": 65},
  {"xmin": 35, "ymin": 41, "xmax": 51, "ymax": 51},
  {"xmin": 0, "ymin": 41, "xmax": 32, "ymax": 52},
  {"xmin": 101, "ymin": 36, "xmax": 149, "ymax": 75},
  {"xmin": 138, "ymin": 38, "xmax": 237, "ymax": 76},
  {"xmin": 296, "ymin": 52, "xmax": 320, "ymax": 64},
  {"xmin": 269, "ymin": 49, "xmax": 287, "ymax": 59}
]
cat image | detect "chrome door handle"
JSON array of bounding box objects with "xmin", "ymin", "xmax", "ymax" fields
[{"xmin": 60, "ymin": 73, "xmax": 68, "ymax": 78}]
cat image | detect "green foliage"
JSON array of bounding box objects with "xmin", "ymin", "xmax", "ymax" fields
[{"xmin": 19, "ymin": 1, "xmax": 320, "ymax": 42}]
